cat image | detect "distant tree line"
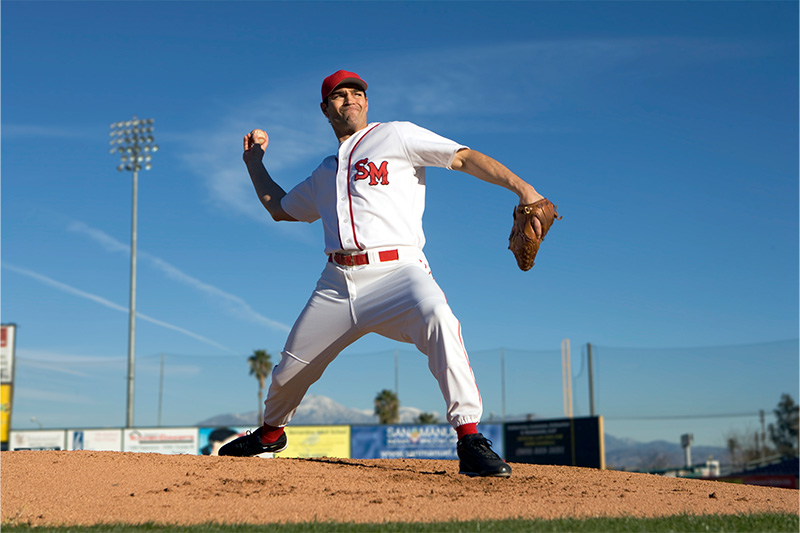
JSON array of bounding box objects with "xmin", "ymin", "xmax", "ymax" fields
[
  {"xmin": 725, "ymin": 393, "xmax": 798, "ymax": 470},
  {"xmin": 374, "ymin": 389, "xmax": 438, "ymax": 425}
]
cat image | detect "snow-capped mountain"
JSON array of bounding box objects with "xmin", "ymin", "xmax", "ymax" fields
[{"xmin": 197, "ymin": 394, "xmax": 437, "ymax": 427}]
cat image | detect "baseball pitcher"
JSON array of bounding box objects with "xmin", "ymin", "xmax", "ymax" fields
[{"xmin": 219, "ymin": 70, "xmax": 560, "ymax": 477}]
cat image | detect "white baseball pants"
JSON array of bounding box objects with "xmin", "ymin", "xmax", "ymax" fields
[{"xmin": 262, "ymin": 246, "xmax": 483, "ymax": 430}]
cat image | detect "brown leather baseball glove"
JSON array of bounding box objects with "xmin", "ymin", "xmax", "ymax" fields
[{"xmin": 508, "ymin": 198, "xmax": 561, "ymax": 271}]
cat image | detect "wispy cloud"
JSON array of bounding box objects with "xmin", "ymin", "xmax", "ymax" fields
[
  {"xmin": 67, "ymin": 221, "xmax": 130, "ymax": 253},
  {"xmin": 13, "ymin": 386, "xmax": 99, "ymax": 405},
  {"xmin": 14, "ymin": 349, "xmax": 128, "ymax": 380},
  {"xmin": 2, "ymin": 262, "xmax": 232, "ymax": 351},
  {"xmin": 15, "ymin": 348, "xmax": 204, "ymax": 381},
  {"xmin": 16, "ymin": 354, "xmax": 118, "ymax": 378},
  {"xmin": 364, "ymin": 37, "xmax": 761, "ymax": 121},
  {"xmin": 180, "ymin": 37, "xmax": 748, "ymax": 221},
  {"xmin": 1, "ymin": 124, "xmax": 99, "ymax": 140},
  {"xmin": 177, "ymin": 90, "xmax": 333, "ymax": 230},
  {"xmin": 67, "ymin": 221, "xmax": 292, "ymax": 333}
]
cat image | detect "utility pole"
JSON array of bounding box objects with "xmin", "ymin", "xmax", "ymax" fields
[
  {"xmin": 501, "ymin": 348, "xmax": 506, "ymax": 421},
  {"xmin": 158, "ymin": 353, "xmax": 165, "ymax": 427},
  {"xmin": 561, "ymin": 339, "xmax": 572, "ymax": 418},
  {"xmin": 587, "ymin": 342, "xmax": 595, "ymax": 417},
  {"xmin": 394, "ymin": 349, "xmax": 399, "ymax": 397}
]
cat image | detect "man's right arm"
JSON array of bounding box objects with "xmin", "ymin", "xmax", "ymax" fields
[{"xmin": 243, "ymin": 131, "xmax": 297, "ymax": 222}]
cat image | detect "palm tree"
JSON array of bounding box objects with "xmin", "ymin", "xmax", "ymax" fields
[
  {"xmin": 415, "ymin": 412, "xmax": 438, "ymax": 425},
  {"xmin": 248, "ymin": 349, "xmax": 273, "ymax": 425},
  {"xmin": 374, "ymin": 389, "xmax": 400, "ymax": 424}
]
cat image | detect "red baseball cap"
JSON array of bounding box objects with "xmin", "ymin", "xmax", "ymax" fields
[{"xmin": 321, "ymin": 70, "xmax": 368, "ymax": 101}]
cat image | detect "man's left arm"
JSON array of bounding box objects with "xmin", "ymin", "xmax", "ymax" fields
[{"xmin": 450, "ymin": 148, "xmax": 543, "ymax": 205}]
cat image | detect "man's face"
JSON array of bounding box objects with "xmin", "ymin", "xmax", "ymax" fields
[{"xmin": 321, "ymin": 85, "xmax": 368, "ymax": 136}]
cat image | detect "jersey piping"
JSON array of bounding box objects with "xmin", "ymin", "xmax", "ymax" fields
[{"xmin": 344, "ymin": 123, "xmax": 382, "ymax": 251}]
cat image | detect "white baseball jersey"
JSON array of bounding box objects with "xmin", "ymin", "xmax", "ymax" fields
[
  {"xmin": 281, "ymin": 121, "xmax": 468, "ymax": 254},
  {"xmin": 263, "ymin": 121, "xmax": 482, "ymax": 432}
]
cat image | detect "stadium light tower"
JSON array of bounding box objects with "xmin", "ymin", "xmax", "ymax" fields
[{"xmin": 109, "ymin": 116, "xmax": 158, "ymax": 428}]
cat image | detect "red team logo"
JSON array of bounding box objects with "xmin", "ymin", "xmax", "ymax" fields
[{"xmin": 354, "ymin": 158, "xmax": 389, "ymax": 186}]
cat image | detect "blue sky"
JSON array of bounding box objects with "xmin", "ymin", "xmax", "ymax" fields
[{"xmin": 2, "ymin": 1, "xmax": 797, "ymax": 447}]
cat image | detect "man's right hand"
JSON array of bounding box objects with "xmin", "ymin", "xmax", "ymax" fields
[{"xmin": 243, "ymin": 129, "xmax": 269, "ymax": 164}]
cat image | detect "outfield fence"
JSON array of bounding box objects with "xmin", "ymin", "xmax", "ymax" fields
[{"xmin": 8, "ymin": 339, "xmax": 798, "ymax": 454}]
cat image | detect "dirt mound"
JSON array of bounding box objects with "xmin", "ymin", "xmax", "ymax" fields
[{"xmin": 1, "ymin": 451, "xmax": 797, "ymax": 526}]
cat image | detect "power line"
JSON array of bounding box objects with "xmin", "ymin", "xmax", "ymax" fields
[{"xmin": 607, "ymin": 412, "xmax": 760, "ymax": 421}]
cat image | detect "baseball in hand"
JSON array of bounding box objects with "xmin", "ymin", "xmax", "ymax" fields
[{"xmin": 251, "ymin": 129, "xmax": 268, "ymax": 147}]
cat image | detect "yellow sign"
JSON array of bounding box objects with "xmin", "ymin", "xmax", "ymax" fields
[
  {"xmin": 1, "ymin": 384, "xmax": 12, "ymax": 444},
  {"xmin": 277, "ymin": 425, "xmax": 351, "ymax": 458}
]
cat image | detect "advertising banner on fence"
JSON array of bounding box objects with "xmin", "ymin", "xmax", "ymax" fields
[
  {"xmin": 1, "ymin": 324, "xmax": 17, "ymax": 450},
  {"xmin": 201, "ymin": 427, "xmax": 282, "ymax": 458},
  {"xmin": 67, "ymin": 429, "xmax": 123, "ymax": 451},
  {"xmin": 279, "ymin": 425, "xmax": 351, "ymax": 458},
  {"xmin": 199, "ymin": 427, "xmax": 243, "ymax": 456},
  {"xmin": 351, "ymin": 424, "xmax": 503, "ymax": 460},
  {"xmin": 505, "ymin": 416, "xmax": 605, "ymax": 469},
  {"xmin": 1, "ymin": 384, "xmax": 12, "ymax": 446},
  {"xmin": 123, "ymin": 428, "xmax": 198, "ymax": 454},
  {"xmin": 1, "ymin": 324, "xmax": 16, "ymax": 384},
  {"xmin": 9, "ymin": 430, "xmax": 66, "ymax": 450}
]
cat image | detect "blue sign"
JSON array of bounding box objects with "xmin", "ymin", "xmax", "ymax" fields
[
  {"xmin": 72, "ymin": 431, "xmax": 84, "ymax": 450},
  {"xmin": 351, "ymin": 424, "xmax": 503, "ymax": 460}
]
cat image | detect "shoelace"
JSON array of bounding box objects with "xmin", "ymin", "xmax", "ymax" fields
[
  {"xmin": 238, "ymin": 430, "xmax": 261, "ymax": 446},
  {"xmin": 469, "ymin": 437, "xmax": 501, "ymax": 459}
]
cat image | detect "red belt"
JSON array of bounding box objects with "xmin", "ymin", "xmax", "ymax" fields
[{"xmin": 329, "ymin": 249, "xmax": 399, "ymax": 267}]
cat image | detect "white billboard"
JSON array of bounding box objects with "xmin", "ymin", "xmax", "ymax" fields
[
  {"xmin": 1, "ymin": 324, "xmax": 16, "ymax": 384},
  {"xmin": 123, "ymin": 427, "xmax": 198, "ymax": 454},
  {"xmin": 67, "ymin": 429, "xmax": 123, "ymax": 451},
  {"xmin": 9, "ymin": 430, "xmax": 66, "ymax": 450}
]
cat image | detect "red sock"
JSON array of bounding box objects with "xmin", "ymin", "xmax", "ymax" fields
[
  {"xmin": 260, "ymin": 424, "xmax": 285, "ymax": 444},
  {"xmin": 456, "ymin": 423, "xmax": 478, "ymax": 439}
]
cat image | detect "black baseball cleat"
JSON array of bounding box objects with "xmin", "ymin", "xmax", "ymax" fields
[
  {"xmin": 457, "ymin": 433, "xmax": 512, "ymax": 477},
  {"xmin": 218, "ymin": 427, "xmax": 288, "ymax": 457}
]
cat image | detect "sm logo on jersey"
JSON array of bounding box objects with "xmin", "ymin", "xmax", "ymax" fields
[{"xmin": 354, "ymin": 158, "xmax": 389, "ymax": 186}]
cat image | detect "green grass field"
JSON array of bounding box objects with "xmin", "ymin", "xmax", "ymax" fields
[{"xmin": 2, "ymin": 513, "xmax": 798, "ymax": 532}]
